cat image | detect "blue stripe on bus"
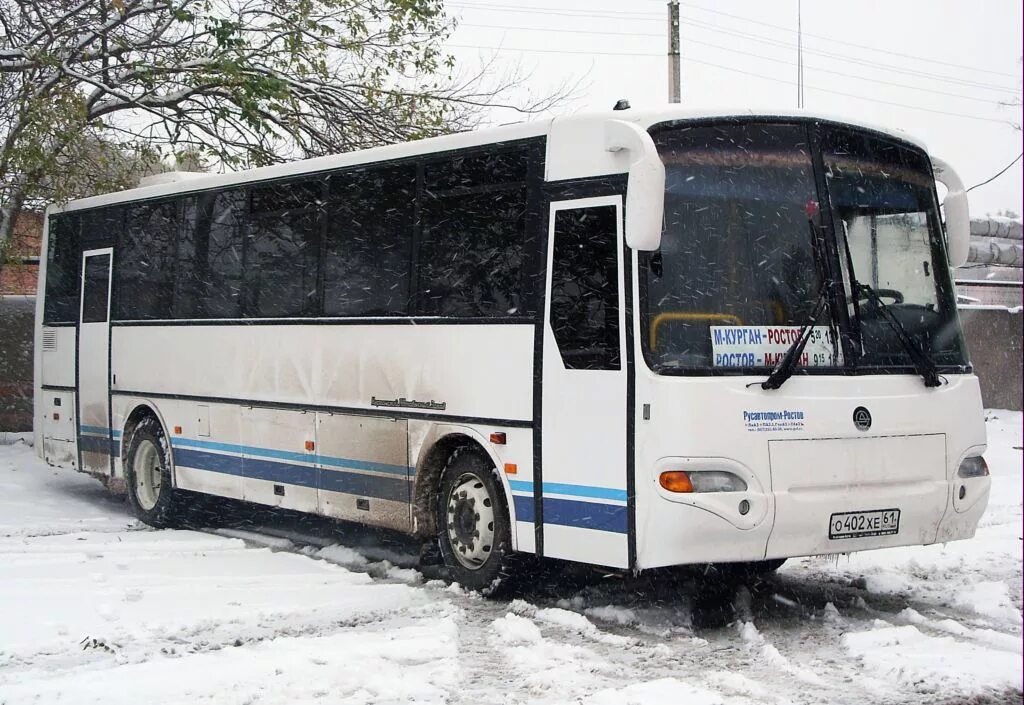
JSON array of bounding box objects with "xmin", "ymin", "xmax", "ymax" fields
[
  {"xmin": 78, "ymin": 435, "xmax": 119, "ymax": 456},
  {"xmin": 508, "ymin": 479, "xmax": 628, "ymax": 503},
  {"xmin": 513, "ymin": 495, "xmax": 627, "ymax": 534},
  {"xmin": 172, "ymin": 437, "xmax": 411, "ymax": 477},
  {"xmin": 79, "ymin": 425, "xmax": 111, "ymax": 436},
  {"xmin": 173, "ymin": 448, "xmax": 410, "ymax": 503}
]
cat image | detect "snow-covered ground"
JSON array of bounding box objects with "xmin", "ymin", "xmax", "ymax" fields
[{"xmin": 1, "ymin": 412, "xmax": 1021, "ymax": 704}]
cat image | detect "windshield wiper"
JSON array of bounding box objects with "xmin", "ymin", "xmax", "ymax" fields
[
  {"xmin": 760, "ymin": 283, "xmax": 830, "ymax": 390},
  {"xmin": 856, "ymin": 283, "xmax": 942, "ymax": 388}
]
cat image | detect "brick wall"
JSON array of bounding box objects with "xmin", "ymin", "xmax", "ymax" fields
[{"xmin": 0, "ymin": 210, "xmax": 43, "ymax": 296}]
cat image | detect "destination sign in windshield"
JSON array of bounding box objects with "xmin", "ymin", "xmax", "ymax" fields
[{"xmin": 710, "ymin": 326, "xmax": 843, "ymax": 368}]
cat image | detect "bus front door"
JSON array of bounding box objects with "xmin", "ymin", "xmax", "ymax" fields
[
  {"xmin": 77, "ymin": 249, "xmax": 114, "ymax": 477},
  {"xmin": 540, "ymin": 197, "xmax": 630, "ymax": 569}
]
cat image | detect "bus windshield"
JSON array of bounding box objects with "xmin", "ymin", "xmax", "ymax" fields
[
  {"xmin": 641, "ymin": 120, "xmax": 967, "ymax": 375},
  {"xmin": 823, "ymin": 129, "xmax": 967, "ymax": 371}
]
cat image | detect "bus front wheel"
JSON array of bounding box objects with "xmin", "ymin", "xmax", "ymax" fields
[
  {"xmin": 436, "ymin": 448, "xmax": 512, "ymax": 595},
  {"xmin": 124, "ymin": 416, "xmax": 183, "ymax": 528}
]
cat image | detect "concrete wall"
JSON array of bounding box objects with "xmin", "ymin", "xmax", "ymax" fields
[
  {"xmin": 960, "ymin": 306, "xmax": 1023, "ymax": 411},
  {"xmin": 0, "ymin": 296, "xmax": 34, "ymax": 432}
]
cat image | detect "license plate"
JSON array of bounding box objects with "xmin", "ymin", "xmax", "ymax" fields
[{"xmin": 829, "ymin": 508, "xmax": 900, "ymax": 540}]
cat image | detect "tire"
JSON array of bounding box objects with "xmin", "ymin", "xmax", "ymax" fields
[
  {"xmin": 124, "ymin": 416, "xmax": 184, "ymax": 528},
  {"xmin": 436, "ymin": 447, "xmax": 512, "ymax": 595}
]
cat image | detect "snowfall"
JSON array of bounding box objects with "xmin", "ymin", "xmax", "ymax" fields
[{"xmin": 0, "ymin": 413, "xmax": 1021, "ymax": 705}]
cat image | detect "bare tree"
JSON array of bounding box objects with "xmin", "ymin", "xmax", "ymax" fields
[{"xmin": 0, "ymin": 0, "xmax": 565, "ymax": 258}]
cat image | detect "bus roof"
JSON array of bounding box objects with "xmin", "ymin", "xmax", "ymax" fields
[{"xmin": 53, "ymin": 105, "xmax": 928, "ymax": 214}]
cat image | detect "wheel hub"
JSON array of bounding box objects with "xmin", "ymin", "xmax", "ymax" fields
[
  {"xmin": 133, "ymin": 439, "xmax": 163, "ymax": 511},
  {"xmin": 446, "ymin": 472, "xmax": 496, "ymax": 570}
]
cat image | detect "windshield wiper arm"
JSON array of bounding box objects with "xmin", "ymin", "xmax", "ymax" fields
[
  {"xmin": 857, "ymin": 283, "xmax": 942, "ymax": 388},
  {"xmin": 760, "ymin": 283, "xmax": 830, "ymax": 391}
]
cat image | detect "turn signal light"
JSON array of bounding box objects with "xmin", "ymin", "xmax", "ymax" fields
[
  {"xmin": 305, "ymin": 440, "xmax": 315, "ymax": 451},
  {"xmin": 490, "ymin": 432, "xmax": 507, "ymax": 445},
  {"xmin": 504, "ymin": 463, "xmax": 518, "ymax": 475},
  {"xmin": 659, "ymin": 471, "xmax": 694, "ymax": 493},
  {"xmin": 173, "ymin": 425, "xmax": 182, "ymax": 435}
]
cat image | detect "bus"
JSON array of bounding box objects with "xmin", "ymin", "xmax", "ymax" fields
[{"xmin": 33, "ymin": 107, "xmax": 990, "ymax": 591}]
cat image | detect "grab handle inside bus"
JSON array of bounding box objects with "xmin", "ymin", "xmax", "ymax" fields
[
  {"xmin": 605, "ymin": 119, "xmax": 665, "ymax": 251},
  {"xmin": 931, "ymin": 156, "xmax": 970, "ymax": 268}
]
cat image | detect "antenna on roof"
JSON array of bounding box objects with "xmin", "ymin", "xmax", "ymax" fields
[{"xmin": 613, "ymin": 99, "xmax": 631, "ymax": 111}]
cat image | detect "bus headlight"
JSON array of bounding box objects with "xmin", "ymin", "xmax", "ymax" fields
[
  {"xmin": 957, "ymin": 456, "xmax": 989, "ymax": 478},
  {"xmin": 659, "ymin": 470, "xmax": 748, "ymax": 493}
]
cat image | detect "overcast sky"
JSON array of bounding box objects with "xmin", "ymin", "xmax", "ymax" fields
[{"xmin": 444, "ymin": 0, "xmax": 1023, "ymax": 217}]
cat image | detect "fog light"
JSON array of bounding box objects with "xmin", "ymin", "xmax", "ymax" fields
[
  {"xmin": 739, "ymin": 499, "xmax": 750, "ymax": 515},
  {"xmin": 957, "ymin": 456, "xmax": 989, "ymax": 478}
]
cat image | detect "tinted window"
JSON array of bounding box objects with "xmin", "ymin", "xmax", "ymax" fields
[
  {"xmin": 81, "ymin": 254, "xmax": 111, "ymax": 323},
  {"xmin": 81, "ymin": 208, "xmax": 121, "ymax": 249},
  {"xmin": 550, "ymin": 206, "xmax": 620, "ymax": 370},
  {"xmin": 246, "ymin": 181, "xmax": 321, "ymax": 317},
  {"xmin": 643, "ymin": 123, "xmax": 830, "ymax": 371},
  {"xmin": 417, "ymin": 150, "xmax": 530, "ymax": 317},
  {"xmin": 423, "ymin": 150, "xmax": 528, "ymax": 191},
  {"xmin": 174, "ymin": 191, "xmax": 246, "ymax": 319},
  {"xmin": 116, "ymin": 200, "xmax": 178, "ymax": 319},
  {"xmin": 324, "ymin": 166, "xmax": 414, "ymax": 316},
  {"xmin": 43, "ymin": 214, "xmax": 80, "ymax": 324}
]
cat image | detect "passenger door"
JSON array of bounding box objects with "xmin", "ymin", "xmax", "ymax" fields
[
  {"xmin": 77, "ymin": 249, "xmax": 114, "ymax": 476},
  {"xmin": 540, "ymin": 197, "xmax": 630, "ymax": 568}
]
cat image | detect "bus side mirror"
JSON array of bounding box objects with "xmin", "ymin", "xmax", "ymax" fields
[
  {"xmin": 605, "ymin": 120, "xmax": 665, "ymax": 251},
  {"xmin": 931, "ymin": 156, "xmax": 970, "ymax": 268}
]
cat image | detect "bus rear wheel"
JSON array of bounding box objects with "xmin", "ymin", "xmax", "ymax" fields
[
  {"xmin": 125, "ymin": 417, "xmax": 183, "ymax": 528},
  {"xmin": 436, "ymin": 448, "xmax": 512, "ymax": 595}
]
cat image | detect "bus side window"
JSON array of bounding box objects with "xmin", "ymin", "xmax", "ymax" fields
[
  {"xmin": 417, "ymin": 150, "xmax": 530, "ymax": 318},
  {"xmin": 175, "ymin": 191, "xmax": 246, "ymax": 319},
  {"xmin": 246, "ymin": 181, "xmax": 321, "ymax": 318},
  {"xmin": 43, "ymin": 214, "xmax": 81, "ymax": 324},
  {"xmin": 324, "ymin": 166, "xmax": 414, "ymax": 317},
  {"xmin": 549, "ymin": 206, "xmax": 621, "ymax": 370},
  {"xmin": 116, "ymin": 201, "xmax": 178, "ymax": 320}
]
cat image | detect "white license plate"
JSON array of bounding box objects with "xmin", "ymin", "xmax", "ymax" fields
[{"xmin": 829, "ymin": 509, "xmax": 900, "ymax": 539}]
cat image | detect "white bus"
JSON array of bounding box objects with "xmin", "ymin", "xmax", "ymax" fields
[{"xmin": 34, "ymin": 107, "xmax": 990, "ymax": 591}]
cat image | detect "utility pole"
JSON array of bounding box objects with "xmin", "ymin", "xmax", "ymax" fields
[
  {"xmin": 668, "ymin": 0, "xmax": 681, "ymax": 103},
  {"xmin": 796, "ymin": 0, "xmax": 804, "ymax": 108}
]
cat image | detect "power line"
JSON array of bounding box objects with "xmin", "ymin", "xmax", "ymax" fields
[
  {"xmin": 449, "ymin": 2, "xmax": 662, "ymax": 21},
  {"xmin": 457, "ymin": 22, "xmax": 662, "ymax": 38},
  {"xmin": 967, "ymin": 153, "xmax": 1023, "ymax": 192},
  {"xmin": 447, "ymin": 40, "xmax": 1013, "ymax": 123},
  {"xmin": 450, "ymin": 1, "xmax": 1022, "ymax": 89},
  {"xmin": 449, "ymin": 43, "xmax": 660, "ymax": 58},
  {"xmin": 675, "ymin": 15, "xmax": 1019, "ymax": 93},
  {"xmin": 453, "ymin": 14, "xmax": 1020, "ymax": 93},
  {"xmin": 682, "ymin": 56, "xmax": 1013, "ymax": 124},
  {"xmin": 667, "ymin": 0, "xmax": 1022, "ymax": 80},
  {"xmin": 680, "ymin": 36, "xmax": 1010, "ymax": 105},
  {"xmin": 455, "ymin": 21, "xmax": 1019, "ymax": 101}
]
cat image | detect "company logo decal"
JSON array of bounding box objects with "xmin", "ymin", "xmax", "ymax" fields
[
  {"xmin": 371, "ymin": 396, "xmax": 447, "ymax": 411},
  {"xmin": 852, "ymin": 406, "xmax": 872, "ymax": 431},
  {"xmin": 743, "ymin": 409, "xmax": 805, "ymax": 433}
]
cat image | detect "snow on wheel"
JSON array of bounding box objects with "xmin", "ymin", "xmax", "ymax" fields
[
  {"xmin": 124, "ymin": 415, "xmax": 183, "ymax": 528},
  {"xmin": 436, "ymin": 447, "xmax": 511, "ymax": 594}
]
